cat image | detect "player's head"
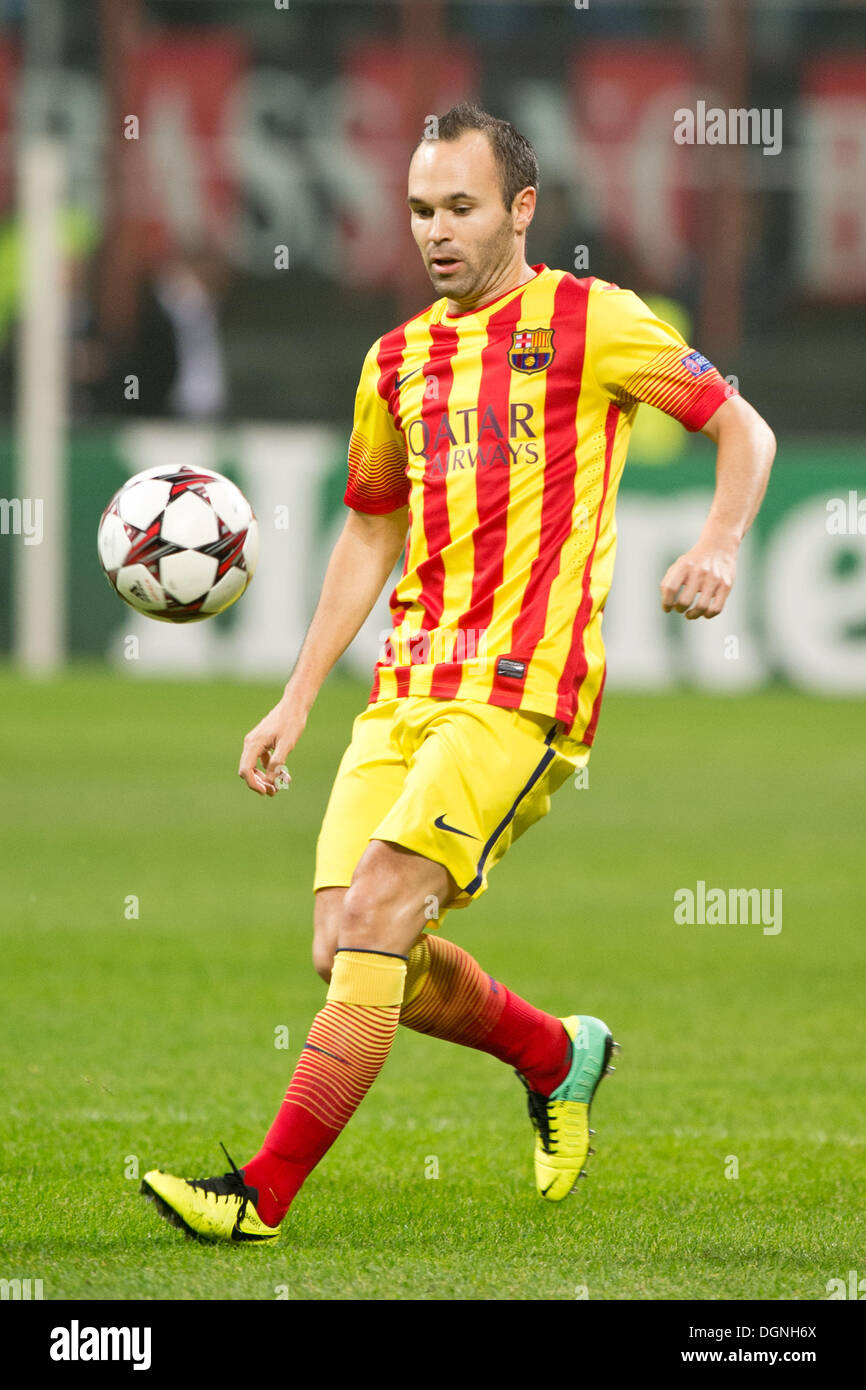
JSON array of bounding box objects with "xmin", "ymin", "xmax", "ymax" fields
[{"xmin": 408, "ymin": 102, "xmax": 538, "ymax": 304}]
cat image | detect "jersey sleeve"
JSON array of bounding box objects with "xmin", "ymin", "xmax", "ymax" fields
[
  {"xmin": 588, "ymin": 282, "xmax": 737, "ymax": 432},
  {"xmin": 344, "ymin": 340, "xmax": 410, "ymax": 514}
]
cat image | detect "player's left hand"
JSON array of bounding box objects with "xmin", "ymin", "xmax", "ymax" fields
[
  {"xmin": 238, "ymin": 696, "xmax": 307, "ymax": 796},
  {"xmin": 660, "ymin": 540, "xmax": 737, "ymax": 620}
]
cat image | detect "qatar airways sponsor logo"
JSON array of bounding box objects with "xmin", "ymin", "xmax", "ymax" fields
[{"xmin": 406, "ymin": 403, "xmax": 540, "ymax": 474}]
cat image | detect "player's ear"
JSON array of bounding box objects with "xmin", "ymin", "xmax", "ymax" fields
[{"xmin": 513, "ymin": 185, "xmax": 536, "ymax": 233}]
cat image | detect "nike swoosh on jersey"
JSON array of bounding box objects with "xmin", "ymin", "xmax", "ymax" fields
[
  {"xmin": 395, "ymin": 368, "xmax": 420, "ymax": 389},
  {"xmin": 434, "ymin": 814, "xmax": 478, "ymax": 839}
]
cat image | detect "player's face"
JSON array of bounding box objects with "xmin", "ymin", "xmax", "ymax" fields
[{"xmin": 408, "ymin": 131, "xmax": 529, "ymax": 305}]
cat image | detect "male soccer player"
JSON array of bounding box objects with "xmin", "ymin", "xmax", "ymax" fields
[{"xmin": 141, "ymin": 103, "xmax": 775, "ymax": 1242}]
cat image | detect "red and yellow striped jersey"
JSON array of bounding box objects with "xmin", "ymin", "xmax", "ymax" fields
[{"xmin": 344, "ymin": 265, "xmax": 735, "ymax": 741}]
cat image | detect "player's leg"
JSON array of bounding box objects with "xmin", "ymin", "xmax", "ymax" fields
[
  {"xmin": 372, "ymin": 699, "xmax": 574, "ymax": 1089},
  {"xmin": 141, "ymin": 841, "xmax": 455, "ymax": 1241},
  {"xmin": 400, "ymin": 933, "xmax": 616, "ymax": 1200},
  {"xmin": 310, "ymin": 699, "xmax": 605, "ymax": 1105},
  {"xmin": 370, "ymin": 699, "xmax": 617, "ymax": 1199},
  {"xmin": 140, "ymin": 701, "xmax": 419, "ymax": 1242},
  {"xmin": 314, "ymin": 885, "xmax": 573, "ymax": 1095},
  {"xmin": 237, "ymin": 840, "xmax": 457, "ymax": 1226},
  {"xmin": 399, "ymin": 935, "xmax": 572, "ymax": 1093}
]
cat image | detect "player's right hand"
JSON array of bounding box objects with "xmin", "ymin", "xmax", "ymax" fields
[{"xmin": 238, "ymin": 698, "xmax": 307, "ymax": 797}]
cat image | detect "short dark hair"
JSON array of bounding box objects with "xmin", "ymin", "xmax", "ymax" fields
[{"xmin": 420, "ymin": 101, "xmax": 539, "ymax": 210}]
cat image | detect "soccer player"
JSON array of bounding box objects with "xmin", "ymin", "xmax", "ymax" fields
[{"xmin": 141, "ymin": 103, "xmax": 775, "ymax": 1242}]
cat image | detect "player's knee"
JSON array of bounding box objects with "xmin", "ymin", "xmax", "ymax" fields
[
  {"xmin": 312, "ymin": 941, "xmax": 335, "ymax": 984},
  {"xmin": 339, "ymin": 874, "xmax": 400, "ymax": 950},
  {"xmin": 338, "ymin": 882, "xmax": 381, "ymax": 948},
  {"xmin": 312, "ymin": 887, "xmax": 344, "ymax": 984}
]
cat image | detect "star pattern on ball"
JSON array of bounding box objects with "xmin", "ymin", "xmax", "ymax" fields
[{"xmin": 97, "ymin": 467, "xmax": 259, "ymax": 623}]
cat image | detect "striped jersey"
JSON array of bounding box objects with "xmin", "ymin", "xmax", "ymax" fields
[{"xmin": 344, "ymin": 265, "xmax": 735, "ymax": 742}]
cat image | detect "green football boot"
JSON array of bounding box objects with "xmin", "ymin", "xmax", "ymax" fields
[{"xmin": 517, "ymin": 1014, "xmax": 619, "ymax": 1201}]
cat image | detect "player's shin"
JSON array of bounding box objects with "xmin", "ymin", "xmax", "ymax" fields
[
  {"xmin": 242, "ymin": 948, "xmax": 407, "ymax": 1226},
  {"xmin": 400, "ymin": 934, "xmax": 571, "ymax": 1095}
]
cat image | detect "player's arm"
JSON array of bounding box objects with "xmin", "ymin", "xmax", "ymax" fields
[
  {"xmin": 239, "ymin": 337, "xmax": 410, "ymax": 796},
  {"xmin": 588, "ymin": 283, "xmax": 775, "ymax": 620},
  {"xmin": 238, "ymin": 507, "xmax": 408, "ymax": 796},
  {"xmin": 660, "ymin": 393, "xmax": 776, "ymax": 619}
]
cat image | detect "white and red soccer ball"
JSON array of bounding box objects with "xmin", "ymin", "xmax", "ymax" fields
[{"xmin": 97, "ymin": 465, "xmax": 259, "ymax": 622}]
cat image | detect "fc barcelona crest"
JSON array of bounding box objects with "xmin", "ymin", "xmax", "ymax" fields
[{"xmin": 508, "ymin": 327, "xmax": 555, "ymax": 374}]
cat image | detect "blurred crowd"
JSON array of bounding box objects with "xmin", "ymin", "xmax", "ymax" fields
[{"xmin": 0, "ymin": 222, "xmax": 231, "ymax": 423}]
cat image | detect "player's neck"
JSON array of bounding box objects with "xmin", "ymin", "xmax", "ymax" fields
[{"xmin": 445, "ymin": 258, "xmax": 537, "ymax": 316}]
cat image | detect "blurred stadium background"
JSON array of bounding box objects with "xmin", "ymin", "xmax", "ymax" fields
[
  {"xmin": 1, "ymin": 0, "xmax": 864, "ymax": 685},
  {"xmin": 1, "ymin": 0, "xmax": 865, "ymax": 1304}
]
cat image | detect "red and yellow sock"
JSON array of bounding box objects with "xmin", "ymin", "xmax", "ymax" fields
[
  {"xmin": 400, "ymin": 934, "xmax": 571, "ymax": 1096},
  {"xmin": 242, "ymin": 948, "xmax": 406, "ymax": 1227}
]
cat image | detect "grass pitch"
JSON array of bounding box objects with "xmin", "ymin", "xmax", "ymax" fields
[{"xmin": 0, "ymin": 669, "xmax": 863, "ymax": 1301}]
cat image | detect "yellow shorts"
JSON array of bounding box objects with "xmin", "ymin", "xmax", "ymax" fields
[{"xmin": 314, "ymin": 696, "xmax": 591, "ymax": 913}]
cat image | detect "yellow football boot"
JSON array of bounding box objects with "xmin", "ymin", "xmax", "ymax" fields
[
  {"xmin": 140, "ymin": 1144, "xmax": 279, "ymax": 1243},
  {"xmin": 517, "ymin": 1015, "xmax": 619, "ymax": 1201}
]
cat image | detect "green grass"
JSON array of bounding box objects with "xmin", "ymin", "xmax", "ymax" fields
[{"xmin": 1, "ymin": 669, "xmax": 864, "ymax": 1300}]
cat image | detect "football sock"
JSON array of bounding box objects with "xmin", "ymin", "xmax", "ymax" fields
[
  {"xmin": 399, "ymin": 934, "xmax": 571, "ymax": 1096},
  {"xmin": 242, "ymin": 948, "xmax": 407, "ymax": 1227}
]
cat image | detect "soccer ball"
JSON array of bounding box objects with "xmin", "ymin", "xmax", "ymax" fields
[{"xmin": 97, "ymin": 465, "xmax": 259, "ymax": 622}]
